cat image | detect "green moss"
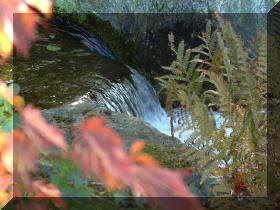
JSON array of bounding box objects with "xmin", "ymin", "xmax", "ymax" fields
[
  {"xmin": 86, "ymin": 112, "xmax": 99, "ymax": 118},
  {"xmin": 143, "ymin": 144, "xmax": 191, "ymax": 169},
  {"xmin": 52, "ymin": 8, "xmax": 140, "ymax": 68},
  {"xmin": 84, "ymin": 110, "xmax": 112, "ymax": 119},
  {"xmin": 58, "ymin": 124, "xmax": 67, "ymax": 129},
  {"xmin": 51, "ymin": 7, "xmax": 166, "ymax": 101},
  {"xmin": 81, "ymin": 108, "xmax": 92, "ymax": 115},
  {"xmin": 53, "ymin": 115, "xmax": 73, "ymax": 124},
  {"xmin": 0, "ymin": 57, "xmax": 13, "ymax": 81}
]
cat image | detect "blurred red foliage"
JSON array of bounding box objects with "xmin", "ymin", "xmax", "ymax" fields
[
  {"xmin": 0, "ymin": 0, "xmax": 203, "ymax": 209},
  {"xmin": 0, "ymin": 0, "xmax": 52, "ymax": 60},
  {"xmin": 69, "ymin": 118, "xmax": 203, "ymax": 210},
  {"xmin": 0, "ymin": 85, "xmax": 65, "ymax": 208}
]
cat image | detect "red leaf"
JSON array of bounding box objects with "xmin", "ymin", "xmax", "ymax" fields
[
  {"xmin": 69, "ymin": 117, "xmax": 203, "ymax": 210},
  {"xmin": 131, "ymin": 153, "xmax": 159, "ymax": 167},
  {"xmin": 32, "ymin": 179, "xmax": 62, "ymax": 197},
  {"xmin": 129, "ymin": 139, "xmax": 145, "ymax": 155},
  {"xmin": 13, "ymin": 129, "xmax": 39, "ymax": 190},
  {"xmin": 21, "ymin": 105, "xmax": 67, "ymax": 150},
  {"xmin": 13, "ymin": 105, "xmax": 66, "ymax": 194},
  {"xmin": 0, "ymin": 81, "xmax": 13, "ymax": 105},
  {"xmin": 0, "ymin": 0, "xmax": 52, "ymax": 60}
]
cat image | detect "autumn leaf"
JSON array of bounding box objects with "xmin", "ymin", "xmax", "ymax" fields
[
  {"xmin": 69, "ymin": 117, "xmax": 203, "ymax": 210},
  {"xmin": 129, "ymin": 139, "xmax": 159, "ymax": 167},
  {"xmin": 20, "ymin": 104, "xmax": 67, "ymax": 150},
  {"xmin": 129, "ymin": 139, "xmax": 146, "ymax": 155},
  {"xmin": 30, "ymin": 179, "xmax": 66, "ymax": 209},
  {"xmin": 13, "ymin": 181, "xmax": 64, "ymax": 209},
  {"xmin": 0, "ymin": 131, "xmax": 13, "ymax": 207},
  {"xmin": 13, "ymin": 129, "xmax": 39, "ymax": 191},
  {"xmin": 0, "ymin": 0, "xmax": 52, "ymax": 60},
  {"xmin": 32, "ymin": 180, "xmax": 61, "ymax": 197},
  {"xmin": 13, "ymin": 105, "xmax": 66, "ymax": 196},
  {"xmin": 0, "ymin": 81, "xmax": 13, "ymax": 105},
  {"xmin": 233, "ymin": 172, "xmax": 251, "ymax": 197},
  {"xmin": 1, "ymin": 134, "xmax": 13, "ymax": 174},
  {"xmin": 131, "ymin": 153, "xmax": 159, "ymax": 167},
  {"xmin": 0, "ymin": 81, "xmax": 24, "ymax": 109}
]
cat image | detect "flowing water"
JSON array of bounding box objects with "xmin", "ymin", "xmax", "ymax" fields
[
  {"xmin": 51, "ymin": 19, "xmax": 232, "ymax": 143},
  {"xmin": 14, "ymin": 17, "xmax": 232, "ymax": 143}
]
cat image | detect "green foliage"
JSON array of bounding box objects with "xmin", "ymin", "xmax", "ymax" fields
[
  {"xmin": 0, "ymin": 83, "xmax": 22, "ymax": 133},
  {"xmin": 53, "ymin": 115, "xmax": 73, "ymax": 124},
  {"xmin": 157, "ymin": 16, "xmax": 268, "ymax": 197},
  {"xmin": 41, "ymin": 154, "xmax": 150, "ymax": 209},
  {"xmin": 0, "ymin": 57, "xmax": 13, "ymax": 81},
  {"xmin": 143, "ymin": 144, "xmax": 191, "ymax": 169},
  {"xmin": 49, "ymin": 159, "xmax": 95, "ymax": 197}
]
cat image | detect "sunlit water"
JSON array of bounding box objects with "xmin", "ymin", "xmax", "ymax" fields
[{"xmin": 61, "ymin": 20, "xmax": 233, "ymax": 143}]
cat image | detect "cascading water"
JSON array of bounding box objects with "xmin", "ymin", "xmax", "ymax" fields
[
  {"xmin": 70, "ymin": 64, "xmax": 181, "ymax": 139},
  {"xmin": 52, "ymin": 17, "xmax": 231, "ymax": 143},
  {"xmin": 92, "ymin": 67, "xmax": 166, "ymax": 120}
]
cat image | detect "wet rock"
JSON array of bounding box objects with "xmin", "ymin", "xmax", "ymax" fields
[
  {"xmin": 40, "ymin": 101, "xmax": 221, "ymax": 197},
  {"xmin": 42, "ymin": 101, "xmax": 182, "ymax": 149}
]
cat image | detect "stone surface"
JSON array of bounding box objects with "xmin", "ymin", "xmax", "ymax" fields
[
  {"xmin": 53, "ymin": 0, "xmax": 273, "ymax": 41},
  {"xmin": 53, "ymin": 0, "xmax": 274, "ymax": 14},
  {"xmin": 41, "ymin": 101, "xmax": 222, "ymax": 197},
  {"xmin": 42, "ymin": 101, "xmax": 182, "ymax": 149}
]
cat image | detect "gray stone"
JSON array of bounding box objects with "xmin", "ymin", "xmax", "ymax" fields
[
  {"xmin": 42, "ymin": 101, "xmax": 182, "ymax": 149},
  {"xmin": 40, "ymin": 101, "xmax": 222, "ymax": 197}
]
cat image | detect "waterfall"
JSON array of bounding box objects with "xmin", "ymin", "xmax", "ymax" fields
[
  {"xmin": 70, "ymin": 63, "xmax": 200, "ymax": 142},
  {"xmin": 53, "ymin": 18, "xmax": 231, "ymax": 142},
  {"xmin": 70, "ymin": 65, "xmax": 177, "ymax": 136}
]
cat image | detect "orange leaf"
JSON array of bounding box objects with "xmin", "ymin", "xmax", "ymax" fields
[
  {"xmin": 21, "ymin": 105, "xmax": 67, "ymax": 150},
  {"xmin": 32, "ymin": 180, "xmax": 61, "ymax": 197},
  {"xmin": 13, "ymin": 129, "xmax": 39, "ymax": 189},
  {"xmin": 70, "ymin": 117, "xmax": 203, "ymax": 210},
  {"xmin": 0, "ymin": 0, "xmax": 52, "ymax": 60},
  {"xmin": 1, "ymin": 139, "xmax": 13, "ymax": 174},
  {"xmin": 129, "ymin": 139, "xmax": 145, "ymax": 155},
  {"xmin": 0, "ymin": 81, "xmax": 13, "ymax": 104},
  {"xmin": 0, "ymin": 32, "xmax": 12, "ymax": 60},
  {"xmin": 132, "ymin": 153, "xmax": 159, "ymax": 167},
  {"xmin": 0, "ymin": 131, "xmax": 13, "ymax": 207}
]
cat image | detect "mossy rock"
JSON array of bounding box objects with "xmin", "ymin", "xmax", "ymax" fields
[
  {"xmin": 143, "ymin": 144, "xmax": 191, "ymax": 169},
  {"xmin": 51, "ymin": 8, "xmax": 138, "ymax": 67},
  {"xmin": 42, "ymin": 101, "xmax": 182, "ymax": 148},
  {"xmin": 0, "ymin": 57, "xmax": 13, "ymax": 81},
  {"xmin": 53, "ymin": 115, "xmax": 73, "ymax": 124}
]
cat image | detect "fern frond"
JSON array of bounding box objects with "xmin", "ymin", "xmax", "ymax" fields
[{"xmin": 157, "ymin": 14, "xmax": 268, "ymax": 196}]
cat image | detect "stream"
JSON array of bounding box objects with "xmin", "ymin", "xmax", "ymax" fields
[
  {"xmin": 14, "ymin": 17, "xmax": 230, "ymax": 144},
  {"xmin": 50, "ymin": 18, "xmax": 232, "ymax": 143}
]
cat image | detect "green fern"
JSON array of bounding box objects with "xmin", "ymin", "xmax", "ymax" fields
[{"xmin": 157, "ymin": 15, "xmax": 268, "ymax": 197}]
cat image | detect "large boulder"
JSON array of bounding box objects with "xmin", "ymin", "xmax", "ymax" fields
[
  {"xmin": 40, "ymin": 101, "xmax": 224, "ymax": 198},
  {"xmin": 42, "ymin": 101, "xmax": 182, "ymax": 149}
]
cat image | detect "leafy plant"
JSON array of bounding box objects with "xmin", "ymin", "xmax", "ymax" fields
[{"xmin": 157, "ymin": 13, "xmax": 268, "ymax": 197}]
